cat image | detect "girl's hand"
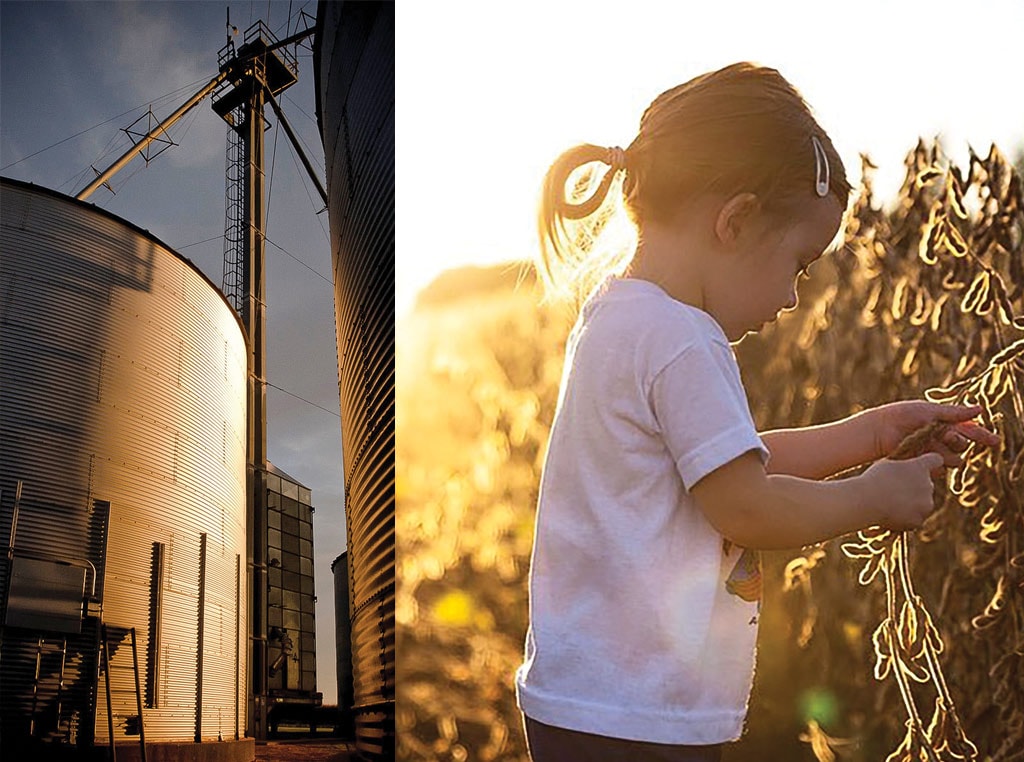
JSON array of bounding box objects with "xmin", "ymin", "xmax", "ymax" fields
[
  {"xmin": 861, "ymin": 453, "xmax": 945, "ymax": 531},
  {"xmin": 873, "ymin": 401, "xmax": 1000, "ymax": 469}
]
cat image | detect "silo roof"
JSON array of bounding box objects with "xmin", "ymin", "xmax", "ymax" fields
[{"xmin": 0, "ymin": 176, "xmax": 247, "ymax": 343}]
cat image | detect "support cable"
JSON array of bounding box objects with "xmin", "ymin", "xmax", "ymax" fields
[
  {"xmin": 177, "ymin": 235, "xmax": 224, "ymax": 251},
  {"xmin": 281, "ymin": 138, "xmax": 330, "ymax": 247},
  {"xmin": 61, "ymin": 129, "xmax": 130, "ymax": 193},
  {"xmin": 80, "ymin": 105, "xmax": 202, "ymax": 201},
  {"xmin": 279, "ymin": 94, "xmax": 325, "ymax": 179},
  {"xmin": 167, "ymin": 106, "xmax": 203, "ymax": 154},
  {"xmin": 264, "ymin": 112, "xmax": 282, "ymax": 248},
  {"xmin": 95, "ymin": 161, "xmax": 147, "ymax": 209},
  {"xmin": 266, "ymin": 381, "xmax": 340, "ymax": 418},
  {"xmin": 264, "ymin": 235, "xmax": 332, "ymax": 284},
  {"xmin": 1, "ymin": 76, "xmax": 210, "ymax": 173},
  {"xmin": 283, "ymin": 94, "xmax": 319, "ymax": 130},
  {"xmin": 263, "ymin": 87, "xmax": 327, "ymax": 206},
  {"xmin": 76, "ymin": 72, "xmax": 229, "ymax": 200}
]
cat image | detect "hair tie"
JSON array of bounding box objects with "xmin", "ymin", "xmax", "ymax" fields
[
  {"xmin": 606, "ymin": 145, "xmax": 627, "ymax": 172},
  {"xmin": 811, "ymin": 136, "xmax": 830, "ymax": 197},
  {"xmin": 556, "ymin": 145, "xmax": 627, "ymax": 221}
]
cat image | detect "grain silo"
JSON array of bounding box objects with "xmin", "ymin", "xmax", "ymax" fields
[
  {"xmin": 0, "ymin": 178, "xmax": 252, "ymax": 761},
  {"xmin": 314, "ymin": 1, "xmax": 396, "ymax": 759}
]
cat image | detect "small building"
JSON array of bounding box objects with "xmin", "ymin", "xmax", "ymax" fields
[{"xmin": 264, "ymin": 463, "xmax": 321, "ymax": 731}]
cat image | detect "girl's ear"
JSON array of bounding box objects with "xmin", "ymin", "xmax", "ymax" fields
[{"xmin": 714, "ymin": 192, "xmax": 760, "ymax": 245}]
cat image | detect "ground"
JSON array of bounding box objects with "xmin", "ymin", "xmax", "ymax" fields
[{"xmin": 254, "ymin": 739, "xmax": 357, "ymax": 762}]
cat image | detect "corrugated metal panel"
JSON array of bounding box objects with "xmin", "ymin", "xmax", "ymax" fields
[
  {"xmin": 315, "ymin": 1, "xmax": 395, "ymax": 759},
  {"xmin": 201, "ymin": 541, "xmax": 239, "ymax": 740},
  {"xmin": 0, "ymin": 178, "xmax": 248, "ymax": 749}
]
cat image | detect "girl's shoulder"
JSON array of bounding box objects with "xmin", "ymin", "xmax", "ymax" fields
[
  {"xmin": 584, "ymin": 277, "xmax": 726, "ymax": 345},
  {"xmin": 574, "ymin": 278, "xmax": 731, "ymax": 380}
]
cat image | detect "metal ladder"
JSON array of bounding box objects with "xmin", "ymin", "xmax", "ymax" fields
[
  {"xmin": 28, "ymin": 636, "xmax": 69, "ymax": 742},
  {"xmin": 100, "ymin": 624, "xmax": 147, "ymax": 762}
]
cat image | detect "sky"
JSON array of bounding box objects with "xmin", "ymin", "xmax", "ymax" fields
[
  {"xmin": 0, "ymin": 0, "xmax": 345, "ymax": 705},
  {"xmin": 395, "ymin": 0, "xmax": 1024, "ymax": 320}
]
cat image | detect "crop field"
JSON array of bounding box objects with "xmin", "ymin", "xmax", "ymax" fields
[{"xmin": 396, "ymin": 142, "xmax": 1023, "ymax": 761}]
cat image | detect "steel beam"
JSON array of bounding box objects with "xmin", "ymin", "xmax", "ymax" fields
[{"xmin": 264, "ymin": 87, "xmax": 328, "ymax": 206}]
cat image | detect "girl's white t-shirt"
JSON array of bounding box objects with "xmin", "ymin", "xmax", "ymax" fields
[{"xmin": 515, "ymin": 277, "xmax": 770, "ymax": 745}]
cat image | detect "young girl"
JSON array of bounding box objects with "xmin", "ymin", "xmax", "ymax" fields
[{"xmin": 514, "ymin": 62, "xmax": 999, "ymax": 762}]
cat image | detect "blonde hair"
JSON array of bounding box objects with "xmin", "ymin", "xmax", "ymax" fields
[
  {"xmin": 535, "ymin": 144, "xmax": 637, "ymax": 305},
  {"xmin": 536, "ymin": 62, "xmax": 853, "ymax": 305}
]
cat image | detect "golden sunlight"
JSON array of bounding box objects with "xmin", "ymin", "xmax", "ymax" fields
[{"xmin": 396, "ymin": 2, "xmax": 1024, "ymax": 760}]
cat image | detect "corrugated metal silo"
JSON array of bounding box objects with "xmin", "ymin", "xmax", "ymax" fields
[
  {"xmin": 313, "ymin": 1, "xmax": 395, "ymax": 759},
  {"xmin": 0, "ymin": 178, "xmax": 251, "ymax": 758}
]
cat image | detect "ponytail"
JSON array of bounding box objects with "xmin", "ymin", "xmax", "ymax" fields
[{"xmin": 536, "ymin": 144, "xmax": 633, "ymax": 305}]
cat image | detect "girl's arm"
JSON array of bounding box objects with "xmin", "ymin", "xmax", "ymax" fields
[
  {"xmin": 760, "ymin": 401, "xmax": 999, "ymax": 479},
  {"xmin": 691, "ymin": 450, "xmax": 941, "ymax": 551},
  {"xmin": 760, "ymin": 411, "xmax": 878, "ymax": 479}
]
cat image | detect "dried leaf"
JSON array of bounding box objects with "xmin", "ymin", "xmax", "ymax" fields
[
  {"xmin": 945, "ymin": 222, "xmax": 969, "ymax": 257},
  {"xmin": 959, "ymin": 271, "xmax": 989, "ymax": 313},
  {"xmin": 915, "ymin": 166, "xmax": 945, "ymax": 188}
]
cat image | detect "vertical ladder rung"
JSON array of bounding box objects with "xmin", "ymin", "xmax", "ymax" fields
[
  {"xmin": 101, "ymin": 625, "xmax": 147, "ymax": 762},
  {"xmin": 101, "ymin": 625, "xmax": 116, "ymax": 762},
  {"xmin": 130, "ymin": 627, "xmax": 147, "ymax": 762},
  {"xmin": 28, "ymin": 636, "xmax": 69, "ymax": 738}
]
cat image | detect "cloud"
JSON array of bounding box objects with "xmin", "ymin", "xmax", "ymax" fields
[{"xmin": 73, "ymin": 2, "xmax": 227, "ymax": 170}]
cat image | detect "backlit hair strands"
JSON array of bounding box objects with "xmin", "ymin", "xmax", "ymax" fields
[{"xmin": 535, "ymin": 143, "xmax": 634, "ymax": 302}]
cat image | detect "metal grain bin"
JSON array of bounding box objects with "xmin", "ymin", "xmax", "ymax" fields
[
  {"xmin": 314, "ymin": 1, "xmax": 395, "ymax": 758},
  {"xmin": 0, "ymin": 178, "xmax": 249, "ymax": 755}
]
